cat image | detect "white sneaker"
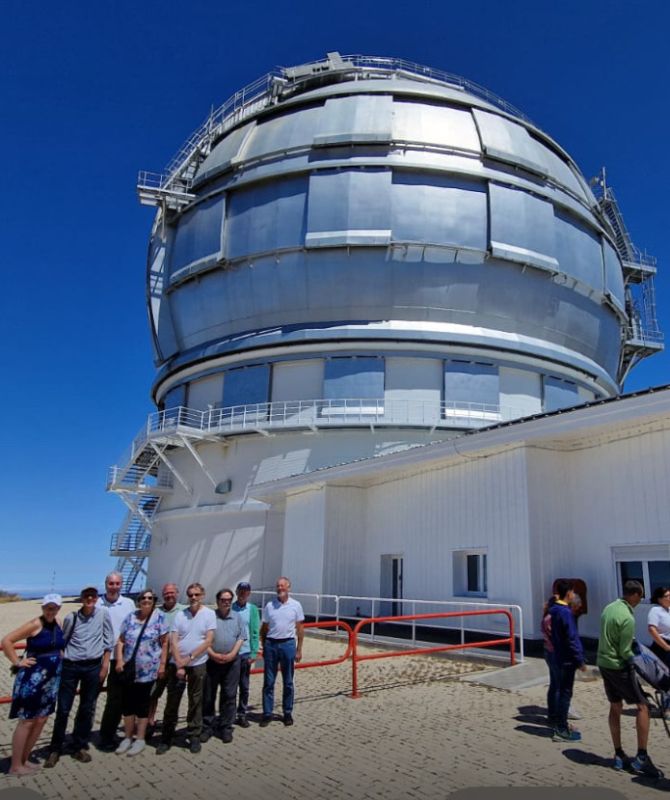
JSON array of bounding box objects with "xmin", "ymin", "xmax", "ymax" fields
[
  {"xmin": 127, "ymin": 739, "xmax": 146, "ymax": 757},
  {"xmin": 115, "ymin": 738, "xmax": 133, "ymax": 755},
  {"xmin": 568, "ymin": 708, "xmax": 582, "ymax": 720}
]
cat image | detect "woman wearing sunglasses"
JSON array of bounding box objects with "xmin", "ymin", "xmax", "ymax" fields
[{"xmin": 114, "ymin": 591, "xmax": 168, "ymax": 756}]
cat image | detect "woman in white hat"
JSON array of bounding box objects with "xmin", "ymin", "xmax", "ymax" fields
[{"xmin": 1, "ymin": 593, "xmax": 65, "ymax": 775}]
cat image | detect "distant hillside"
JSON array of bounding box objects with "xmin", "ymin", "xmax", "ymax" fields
[{"xmin": 0, "ymin": 589, "xmax": 21, "ymax": 603}]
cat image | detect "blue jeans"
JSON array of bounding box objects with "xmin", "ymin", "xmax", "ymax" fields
[
  {"xmin": 544, "ymin": 651, "xmax": 560, "ymax": 724},
  {"xmin": 50, "ymin": 658, "xmax": 102, "ymax": 752},
  {"xmin": 556, "ymin": 663, "xmax": 577, "ymax": 732},
  {"xmin": 262, "ymin": 639, "xmax": 296, "ymax": 717}
]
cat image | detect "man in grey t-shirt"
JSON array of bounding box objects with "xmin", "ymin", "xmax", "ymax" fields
[{"xmin": 201, "ymin": 588, "xmax": 244, "ymax": 744}]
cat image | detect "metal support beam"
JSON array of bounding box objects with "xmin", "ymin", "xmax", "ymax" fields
[
  {"xmin": 179, "ymin": 434, "xmax": 218, "ymax": 488},
  {"xmin": 150, "ymin": 442, "xmax": 192, "ymax": 495}
]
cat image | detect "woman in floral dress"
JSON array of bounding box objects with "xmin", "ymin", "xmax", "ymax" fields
[
  {"xmin": 1, "ymin": 594, "xmax": 65, "ymax": 775},
  {"xmin": 114, "ymin": 590, "xmax": 168, "ymax": 756}
]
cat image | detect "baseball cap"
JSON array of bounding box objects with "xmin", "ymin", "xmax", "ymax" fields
[
  {"xmin": 41, "ymin": 593, "xmax": 63, "ymax": 607},
  {"xmin": 236, "ymin": 581, "xmax": 251, "ymax": 592}
]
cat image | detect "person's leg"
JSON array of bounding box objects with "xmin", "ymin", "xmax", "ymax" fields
[
  {"xmin": 186, "ymin": 663, "xmax": 207, "ymax": 738},
  {"xmin": 147, "ymin": 674, "xmax": 167, "ymax": 727},
  {"xmin": 49, "ymin": 661, "xmax": 78, "ymax": 753},
  {"xmin": 545, "ymin": 651, "xmax": 559, "ymax": 725},
  {"xmin": 635, "ymin": 702, "xmax": 650, "ymax": 751},
  {"xmin": 608, "ymin": 701, "xmax": 623, "ymax": 749},
  {"xmin": 278, "ymin": 640, "xmax": 297, "ymax": 717},
  {"xmin": 99, "ymin": 665, "xmax": 124, "ymax": 745},
  {"xmin": 556, "ymin": 664, "xmax": 576, "ymax": 733},
  {"xmin": 10, "ymin": 720, "xmax": 39, "ymax": 774},
  {"xmin": 21, "ymin": 716, "xmax": 48, "ymax": 767},
  {"xmin": 220, "ymin": 659, "xmax": 241, "ymax": 736},
  {"xmin": 133, "ymin": 683, "xmax": 153, "ymax": 742},
  {"xmin": 202, "ymin": 663, "xmax": 219, "ymax": 735},
  {"xmin": 262, "ymin": 640, "xmax": 279, "ymax": 718},
  {"xmin": 160, "ymin": 664, "xmax": 185, "ymax": 743},
  {"xmin": 237, "ymin": 656, "xmax": 250, "ymax": 719},
  {"xmin": 71, "ymin": 661, "xmax": 102, "ymax": 751}
]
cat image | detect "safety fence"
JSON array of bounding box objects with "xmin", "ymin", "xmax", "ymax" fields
[{"xmin": 1, "ymin": 608, "xmax": 514, "ymax": 704}]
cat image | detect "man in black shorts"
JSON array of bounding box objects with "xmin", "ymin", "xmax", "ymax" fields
[{"xmin": 597, "ymin": 580, "xmax": 663, "ymax": 779}]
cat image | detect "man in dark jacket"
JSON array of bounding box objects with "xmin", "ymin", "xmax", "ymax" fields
[{"xmin": 549, "ymin": 579, "xmax": 586, "ymax": 741}]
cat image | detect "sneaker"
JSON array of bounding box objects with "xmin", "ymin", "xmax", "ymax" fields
[
  {"xmin": 189, "ymin": 738, "xmax": 202, "ymax": 754},
  {"xmin": 72, "ymin": 749, "xmax": 92, "ymax": 763},
  {"xmin": 44, "ymin": 752, "xmax": 60, "ymax": 769},
  {"xmin": 283, "ymin": 714, "xmax": 294, "ymax": 726},
  {"xmin": 222, "ymin": 730, "xmax": 233, "ymax": 744},
  {"xmin": 155, "ymin": 741, "xmax": 171, "ymax": 755},
  {"xmin": 199, "ymin": 730, "xmax": 212, "ymax": 743},
  {"xmin": 568, "ymin": 708, "xmax": 582, "ymax": 720},
  {"xmin": 115, "ymin": 738, "xmax": 133, "ymax": 755},
  {"xmin": 552, "ymin": 728, "xmax": 581, "ymax": 742},
  {"xmin": 631, "ymin": 754, "xmax": 664, "ymax": 780},
  {"xmin": 127, "ymin": 739, "xmax": 146, "ymax": 757},
  {"xmin": 259, "ymin": 716, "xmax": 272, "ymax": 727},
  {"xmin": 237, "ymin": 715, "xmax": 250, "ymax": 728},
  {"xmin": 97, "ymin": 739, "xmax": 118, "ymax": 753},
  {"xmin": 613, "ymin": 753, "xmax": 632, "ymax": 771}
]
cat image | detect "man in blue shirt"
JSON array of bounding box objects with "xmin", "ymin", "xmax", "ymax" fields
[{"xmin": 549, "ymin": 579, "xmax": 586, "ymax": 742}]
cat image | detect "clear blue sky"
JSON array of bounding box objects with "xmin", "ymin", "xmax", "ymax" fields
[{"xmin": 1, "ymin": 0, "xmax": 668, "ymax": 594}]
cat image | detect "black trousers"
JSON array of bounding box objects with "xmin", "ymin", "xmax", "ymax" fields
[
  {"xmin": 99, "ymin": 662, "xmax": 123, "ymax": 743},
  {"xmin": 203, "ymin": 658, "xmax": 241, "ymax": 735}
]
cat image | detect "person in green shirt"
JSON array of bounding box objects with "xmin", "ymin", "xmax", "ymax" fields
[{"xmin": 597, "ymin": 580, "xmax": 663, "ymax": 779}]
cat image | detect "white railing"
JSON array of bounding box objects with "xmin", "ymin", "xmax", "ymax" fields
[
  {"xmin": 250, "ymin": 591, "xmax": 524, "ymax": 662},
  {"xmin": 144, "ymin": 398, "xmax": 531, "ymax": 439}
]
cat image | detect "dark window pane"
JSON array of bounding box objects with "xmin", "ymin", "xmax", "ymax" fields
[
  {"xmin": 163, "ymin": 385, "xmax": 187, "ymax": 410},
  {"xmin": 649, "ymin": 562, "xmax": 670, "ymax": 593},
  {"xmin": 223, "ymin": 365, "xmax": 270, "ymax": 408},
  {"xmin": 619, "ymin": 561, "xmax": 644, "ymax": 596},
  {"xmin": 445, "ymin": 361, "xmax": 498, "ymax": 407},
  {"xmin": 467, "ymin": 555, "xmax": 480, "ymax": 592},
  {"xmin": 324, "ymin": 357, "xmax": 384, "ymax": 401},
  {"xmin": 544, "ymin": 376, "xmax": 579, "ymax": 412}
]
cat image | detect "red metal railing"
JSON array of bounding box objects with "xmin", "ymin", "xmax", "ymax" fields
[
  {"xmin": 250, "ymin": 619, "xmax": 354, "ymax": 674},
  {"xmin": 350, "ymin": 608, "xmax": 515, "ymax": 698},
  {"xmin": 1, "ymin": 611, "xmax": 513, "ymax": 703}
]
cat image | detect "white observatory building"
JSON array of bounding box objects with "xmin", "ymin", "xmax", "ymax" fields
[{"xmin": 108, "ymin": 54, "xmax": 666, "ymax": 643}]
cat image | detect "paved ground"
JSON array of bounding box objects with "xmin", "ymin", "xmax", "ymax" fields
[{"xmin": 1, "ymin": 600, "xmax": 668, "ymax": 799}]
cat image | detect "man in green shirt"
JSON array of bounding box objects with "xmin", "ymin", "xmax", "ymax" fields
[{"xmin": 597, "ymin": 580, "xmax": 663, "ymax": 779}]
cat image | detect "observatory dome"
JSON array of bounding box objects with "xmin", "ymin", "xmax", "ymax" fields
[{"xmin": 142, "ymin": 53, "xmax": 660, "ymax": 430}]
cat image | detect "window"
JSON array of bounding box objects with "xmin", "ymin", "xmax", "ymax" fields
[
  {"xmin": 223, "ymin": 365, "xmax": 270, "ymax": 408},
  {"xmin": 616, "ymin": 558, "xmax": 670, "ymax": 601},
  {"xmin": 444, "ymin": 361, "xmax": 499, "ymax": 417},
  {"xmin": 453, "ymin": 550, "xmax": 488, "ymax": 597},
  {"xmin": 323, "ymin": 357, "xmax": 384, "ymax": 414},
  {"xmin": 543, "ymin": 376, "xmax": 579, "ymax": 412}
]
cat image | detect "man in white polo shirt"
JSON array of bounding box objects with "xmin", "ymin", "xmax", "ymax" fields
[
  {"xmin": 259, "ymin": 576, "xmax": 304, "ymax": 727},
  {"xmin": 156, "ymin": 582, "xmax": 216, "ymax": 755},
  {"xmin": 97, "ymin": 571, "xmax": 135, "ymax": 750}
]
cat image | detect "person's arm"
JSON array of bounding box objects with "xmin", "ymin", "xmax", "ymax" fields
[
  {"xmin": 189, "ymin": 629, "xmax": 214, "ymax": 664},
  {"xmin": 158, "ymin": 634, "xmax": 168, "ymax": 679},
  {"xmin": 649, "ymin": 624, "xmax": 670, "ymax": 652},
  {"xmin": 295, "ymin": 620, "xmax": 304, "ymax": 663},
  {"xmin": 115, "ymin": 635, "xmax": 125, "ymax": 670},
  {"xmin": 100, "ymin": 611, "xmax": 114, "ymax": 682},
  {"xmin": 1, "ymin": 618, "xmax": 41, "ymax": 670},
  {"xmin": 249, "ymin": 604, "xmax": 260, "ymax": 661},
  {"xmin": 619, "ymin": 615, "xmax": 636, "ymax": 663},
  {"xmin": 259, "ymin": 621, "xmax": 268, "ymax": 651},
  {"xmin": 171, "ymin": 631, "xmax": 187, "ymax": 670},
  {"xmin": 566, "ymin": 613, "xmax": 586, "ymax": 669}
]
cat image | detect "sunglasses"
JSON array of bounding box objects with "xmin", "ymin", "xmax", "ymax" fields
[{"xmin": 187, "ymin": 592, "xmax": 202, "ymax": 598}]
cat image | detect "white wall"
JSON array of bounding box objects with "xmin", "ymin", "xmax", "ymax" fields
[
  {"xmin": 282, "ymin": 487, "xmax": 326, "ymax": 596},
  {"xmin": 271, "ymin": 359, "xmax": 323, "ymax": 402},
  {"xmin": 499, "ymin": 366, "xmax": 542, "ymax": 418},
  {"xmin": 188, "ymin": 373, "xmax": 224, "ymax": 410}
]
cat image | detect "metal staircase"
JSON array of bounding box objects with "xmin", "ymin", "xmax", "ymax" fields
[
  {"xmin": 106, "ymin": 410, "xmax": 220, "ymax": 592},
  {"xmin": 591, "ymin": 168, "xmax": 663, "ymax": 383}
]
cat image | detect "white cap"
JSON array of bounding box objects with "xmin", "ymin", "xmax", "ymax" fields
[{"xmin": 41, "ymin": 593, "xmax": 63, "ymax": 607}]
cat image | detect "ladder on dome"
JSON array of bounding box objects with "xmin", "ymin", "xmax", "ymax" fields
[{"xmin": 591, "ymin": 168, "xmax": 663, "ymax": 383}]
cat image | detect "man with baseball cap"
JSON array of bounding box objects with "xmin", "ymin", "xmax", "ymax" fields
[
  {"xmin": 45, "ymin": 586, "xmax": 114, "ymax": 767},
  {"xmin": 232, "ymin": 581, "xmax": 259, "ymax": 728}
]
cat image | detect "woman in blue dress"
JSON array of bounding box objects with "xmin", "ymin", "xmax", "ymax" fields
[{"xmin": 1, "ymin": 593, "xmax": 65, "ymax": 775}]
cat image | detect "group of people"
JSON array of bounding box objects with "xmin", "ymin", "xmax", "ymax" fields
[
  {"xmin": 542, "ymin": 578, "xmax": 670, "ymax": 780},
  {"xmin": 1, "ymin": 572, "xmax": 304, "ymax": 774}
]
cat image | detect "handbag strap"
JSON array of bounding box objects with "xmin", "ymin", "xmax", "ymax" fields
[{"xmin": 128, "ymin": 611, "xmax": 153, "ymax": 664}]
